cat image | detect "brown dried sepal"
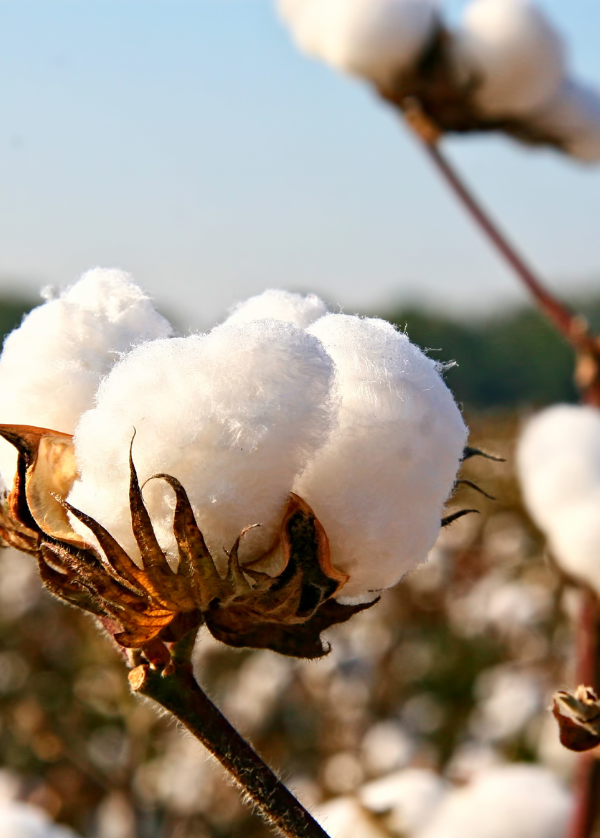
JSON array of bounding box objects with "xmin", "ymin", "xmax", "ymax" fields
[
  {"xmin": 0, "ymin": 425, "xmax": 373, "ymax": 661},
  {"xmin": 552, "ymin": 685, "xmax": 600, "ymax": 752}
]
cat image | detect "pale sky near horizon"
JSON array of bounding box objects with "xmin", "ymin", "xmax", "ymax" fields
[{"xmin": 0, "ymin": 0, "xmax": 599, "ymax": 332}]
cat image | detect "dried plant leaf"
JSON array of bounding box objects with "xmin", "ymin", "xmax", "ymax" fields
[{"xmin": 553, "ymin": 686, "xmax": 600, "ymax": 752}]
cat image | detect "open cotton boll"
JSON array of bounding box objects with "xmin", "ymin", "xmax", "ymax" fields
[
  {"xmin": 0, "ymin": 268, "xmax": 172, "ymax": 486},
  {"xmin": 0, "ymin": 800, "xmax": 79, "ymax": 838},
  {"xmin": 225, "ymin": 289, "xmax": 329, "ymax": 329},
  {"xmin": 294, "ymin": 314, "xmax": 467, "ymax": 599},
  {"xmin": 517, "ymin": 403, "xmax": 600, "ymax": 531},
  {"xmin": 69, "ymin": 319, "xmax": 335, "ymax": 565},
  {"xmin": 359, "ymin": 768, "xmax": 447, "ymax": 836},
  {"xmin": 418, "ymin": 764, "xmax": 573, "ymax": 838},
  {"xmin": 530, "ymin": 80, "xmax": 600, "ymax": 163},
  {"xmin": 456, "ymin": 0, "xmax": 566, "ymax": 117},
  {"xmin": 278, "ymin": 0, "xmax": 439, "ymax": 86},
  {"xmin": 315, "ymin": 797, "xmax": 388, "ymax": 838}
]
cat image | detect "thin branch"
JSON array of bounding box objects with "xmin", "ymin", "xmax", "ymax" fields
[{"xmin": 129, "ymin": 640, "xmax": 330, "ymax": 838}]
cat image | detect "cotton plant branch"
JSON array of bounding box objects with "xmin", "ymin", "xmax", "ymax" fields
[{"xmin": 129, "ymin": 631, "xmax": 330, "ymax": 838}]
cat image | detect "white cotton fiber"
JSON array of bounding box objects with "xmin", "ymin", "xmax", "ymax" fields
[
  {"xmin": 68, "ymin": 319, "xmax": 335, "ymax": 565},
  {"xmin": 0, "ymin": 800, "xmax": 79, "ymax": 838},
  {"xmin": 225, "ymin": 289, "xmax": 328, "ymax": 329},
  {"xmin": 294, "ymin": 314, "xmax": 467, "ymax": 598},
  {"xmin": 359, "ymin": 768, "xmax": 447, "ymax": 835},
  {"xmin": 517, "ymin": 405, "xmax": 600, "ymax": 592},
  {"xmin": 418, "ymin": 765, "xmax": 573, "ymax": 838},
  {"xmin": 530, "ymin": 80, "xmax": 600, "ymax": 163},
  {"xmin": 278, "ymin": 0, "xmax": 439, "ymax": 86},
  {"xmin": 0, "ymin": 269, "xmax": 172, "ymax": 486},
  {"xmin": 455, "ymin": 0, "xmax": 566, "ymax": 117},
  {"xmin": 315, "ymin": 797, "xmax": 388, "ymax": 838}
]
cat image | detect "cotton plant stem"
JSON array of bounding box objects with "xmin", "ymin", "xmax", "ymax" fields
[{"xmin": 128, "ymin": 649, "xmax": 330, "ymax": 838}]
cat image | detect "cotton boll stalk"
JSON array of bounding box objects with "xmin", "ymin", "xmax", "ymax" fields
[
  {"xmin": 69, "ymin": 319, "xmax": 335, "ymax": 565},
  {"xmin": 278, "ymin": 0, "xmax": 440, "ymax": 87},
  {"xmin": 359, "ymin": 768, "xmax": 448, "ymax": 835},
  {"xmin": 418, "ymin": 765, "xmax": 573, "ymax": 838},
  {"xmin": 225, "ymin": 289, "xmax": 328, "ymax": 329},
  {"xmin": 294, "ymin": 314, "xmax": 467, "ymax": 598},
  {"xmin": 456, "ymin": 0, "xmax": 566, "ymax": 117},
  {"xmin": 530, "ymin": 80, "xmax": 600, "ymax": 163},
  {"xmin": 517, "ymin": 405, "xmax": 600, "ymax": 591},
  {"xmin": 0, "ymin": 268, "xmax": 172, "ymax": 486}
]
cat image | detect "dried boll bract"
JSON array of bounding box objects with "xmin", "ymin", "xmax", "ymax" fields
[{"xmin": 517, "ymin": 405, "xmax": 600, "ymax": 594}]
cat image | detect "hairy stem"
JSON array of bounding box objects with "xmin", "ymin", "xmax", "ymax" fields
[{"xmin": 129, "ymin": 647, "xmax": 329, "ymax": 838}]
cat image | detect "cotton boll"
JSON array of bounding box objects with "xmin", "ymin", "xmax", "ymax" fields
[
  {"xmin": 419, "ymin": 765, "xmax": 573, "ymax": 838},
  {"xmin": 278, "ymin": 0, "xmax": 440, "ymax": 86},
  {"xmin": 530, "ymin": 80, "xmax": 600, "ymax": 163},
  {"xmin": 359, "ymin": 768, "xmax": 447, "ymax": 835},
  {"xmin": 294, "ymin": 314, "xmax": 467, "ymax": 598},
  {"xmin": 456, "ymin": 0, "xmax": 566, "ymax": 117},
  {"xmin": 69, "ymin": 319, "xmax": 335, "ymax": 565},
  {"xmin": 315, "ymin": 797, "xmax": 388, "ymax": 838},
  {"xmin": 225, "ymin": 289, "xmax": 328, "ymax": 329},
  {"xmin": 0, "ymin": 800, "xmax": 80, "ymax": 838},
  {"xmin": 0, "ymin": 269, "xmax": 172, "ymax": 486}
]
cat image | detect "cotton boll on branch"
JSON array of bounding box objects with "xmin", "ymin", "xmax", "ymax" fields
[
  {"xmin": 278, "ymin": 0, "xmax": 440, "ymax": 87},
  {"xmin": 418, "ymin": 765, "xmax": 573, "ymax": 838},
  {"xmin": 517, "ymin": 405, "xmax": 600, "ymax": 592},
  {"xmin": 69, "ymin": 319, "xmax": 335, "ymax": 564},
  {"xmin": 530, "ymin": 81, "xmax": 600, "ymax": 163},
  {"xmin": 294, "ymin": 314, "xmax": 467, "ymax": 598},
  {"xmin": 225, "ymin": 289, "xmax": 328, "ymax": 329},
  {"xmin": 456, "ymin": 0, "xmax": 566, "ymax": 117},
  {"xmin": 0, "ymin": 269, "xmax": 172, "ymax": 486}
]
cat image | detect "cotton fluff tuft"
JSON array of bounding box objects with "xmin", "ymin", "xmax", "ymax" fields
[
  {"xmin": 0, "ymin": 268, "xmax": 172, "ymax": 485},
  {"xmin": 455, "ymin": 0, "xmax": 566, "ymax": 116},
  {"xmin": 226, "ymin": 289, "xmax": 328, "ymax": 329},
  {"xmin": 418, "ymin": 764, "xmax": 573, "ymax": 838},
  {"xmin": 530, "ymin": 81, "xmax": 600, "ymax": 163},
  {"xmin": 0, "ymin": 800, "xmax": 79, "ymax": 838},
  {"xmin": 68, "ymin": 319, "xmax": 335, "ymax": 564},
  {"xmin": 517, "ymin": 404, "xmax": 600, "ymax": 592},
  {"xmin": 278, "ymin": 0, "xmax": 439, "ymax": 86},
  {"xmin": 294, "ymin": 314, "xmax": 468, "ymax": 598}
]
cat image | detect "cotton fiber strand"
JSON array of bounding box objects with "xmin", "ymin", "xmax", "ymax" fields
[
  {"xmin": 0, "ymin": 269, "xmax": 172, "ymax": 486},
  {"xmin": 456, "ymin": 0, "xmax": 566, "ymax": 117},
  {"xmin": 226, "ymin": 289, "xmax": 328, "ymax": 329},
  {"xmin": 294, "ymin": 314, "xmax": 468, "ymax": 598},
  {"xmin": 418, "ymin": 765, "xmax": 573, "ymax": 838},
  {"xmin": 0, "ymin": 800, "xmax": 79, "ymax": 838},
  {"xmin": 278, "ymin": 0, "xmax": 439, "ymax": 86},
  {"xmin": 517, "ymin": 404, "xmax": 600, "ymax": 592},
  {"xmin": 69, "ymin": 319, "xmax": 335, "ymax": 565},
  {"xmin": 531, "ymin": 81, "xmax": 600, "ymax": 163}
]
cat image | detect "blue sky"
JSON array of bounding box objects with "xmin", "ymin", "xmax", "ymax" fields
[{"xmin": 0, "ymin": 0, "xmax": 599, "ymax": 331}]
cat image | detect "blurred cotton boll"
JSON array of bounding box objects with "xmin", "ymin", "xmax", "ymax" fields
[
  {"xmin": 0, "ymin": 269, "xmax": 172, "ymax": 485},
  {"xmin": 295, "ymin": 314, "xmax": 468, "ymax": 597},
  {"xmin": 455, "ymin": 0, "xmax": 566, "ymax": 117},
  {"xmin": 278, "ymin": 0, "xmax": 440, "ymax": 86},
  {"xmin": 225, "ymin": 288, "xmax": 328, "ymax": 329},
  {"xmin": 315, "ymin": 796, "xmax": 387, "ymax": 838},
  {"xmin": 418, "ymin": 765, "xmax": 573, "ymax": 838},
  {"xmin": 69, "ymin": 318, "xmax": 335, "ymax": 564},
  {"xmin": 0, "ymin": 800, "xmax": 80, "ymax": 838},
  {"xmin": 530, "ymin": 80, "xmax": 600, "ymax": 163},
  {"xmin": 517, "ymin": 404, "xmax": 600, "ymax": 592},
  {"xmin": 359, "ymin": 768, "xmax": 448, "ymax": 835}
]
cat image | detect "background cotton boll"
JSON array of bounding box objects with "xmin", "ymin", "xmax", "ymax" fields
[
  {"xmin": 517, "ymin": 405, "xmax": 600, "ymax": 533},
  {"xmin": 69, "ymin": 320, "xmax": 335, "ymax": 565},
  {"xmin": 456, "ymin": 0, "xmax": 566, "ymax": 117},
  {"xmin": 359, "ymin": 768, "xmax": 448, "ymax": 835},
  {"xmin": 0, "ymin": 800, "xmax": 80, "ymax": 838},
  {"xmin": 0, "ymin": 268, "xmax": 172, "ymax": 486},
  {"xmin": 530, "ymin": 81, "xmax": 600, "ymax": 163},
  {"xmin": 225, "ymin": 288, "xmax": 329, "ymax": 329},
  {"xmin": 315, "ymin": 797, "xmax": 388, "ymax": 838},
  {"xmin": 418, "ymin": 765, "xmax": 573, "ymax": 838},
  {"xmin": 278, "ymin": 0, "xmax": 439, "ymax": 86},
  {"xmin": 294, "ymin": 314, "xmax": 467, "ymax": 598},
  {"xmin": 544, "ymin": 497, "xmax": 600, "ymax": 592}
]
